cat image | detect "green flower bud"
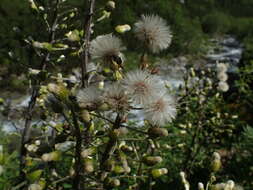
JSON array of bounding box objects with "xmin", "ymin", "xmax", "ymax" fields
[
  {"xmin": 210, "ymin": 152, "xmax": 221, "ymax": 172},
  {"xmin": 198, "ymin": 183, "xmax": 204, "ymax": 190},
  {"xmin": 113, "ymin": 165, "xmax": 125, "ymax": 174},
  {"xmin": 143, "ymin": 156, "xmax": 163, "ymax": 166},
  {"xmin": 115, "ymin": 24, "xmax": 131, "ymax": 33},
  {"xmin": 80, "ymin": 110, "xmax": 91, "ymax": 122},
  {"xmin": 98, "ymin": 103, "xmax": 110, "ymax": 111},
  {"xmin": 148, "ymin": 127, "xmax": 168, "ymax": 138},
  {"xmin": 47, "ymin": 83, "xmax": 70, "ymax": 101},
  {"xmin": 84, "ymin": 158, "xmax": 94, "ymax": 173},
  {"xmin": 105, "ymin": 178, "xmax": 120, "ymax": 187},
  {"xmin": 120, "ymin": 145, "xmax": 133, "ymax": 152},
  {"xmin": 65, "ymin": 30, "xmax": 80, "ymax": 42},
  {"xmin": 28, "ymin": 184, "xmax": 42, "ymax": 190},
  {"xmin": 41, "ymin": 151, "xmax": 61, "ymax": 162},
  {"xmin": 81, "ymin": 147, "xmax": 96, "ymax": 158},
  {"xmin": 106, "ymin": 1, "xmax": 116, "ymax": 11},
  {"xmin": 151, "ymin": 168, "xmax": 168, "ymax": 178},
  {"xmin": 38, "ymin": 178, "xmax": 46, "ymax": 189}
]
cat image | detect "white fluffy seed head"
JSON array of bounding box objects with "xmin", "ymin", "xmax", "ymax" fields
[
  {"xmin": 123, "ymin": 69, "xmax": 165, "ymax": 105},
  {"xmin": 134, "ymin": 14, "xmax": 172, "ymax": 53},
  {"xmin": 217, "ymin": 72, "xmax": 228, "ymax": 82},
  {"xmin": 217, "ymin": 81, "xmax": 229, "ymax": 92},
  {"xmin": 104, "ymin": 83, "xmax": 130, "ymax": 112},
  {"xmin": 76, "ymin": 86, "xmax": 102, "ymax": 109},
  {"xmin": 143, "ymin": 93, "xmax": 177, "ymax": 126},
  {"xmin": 217, "ymin": 63, "xmax": 228, "ymax": 73},
  {"xmin": 90, "ymin": 34, "xmax": 125, "ymax": 61}
]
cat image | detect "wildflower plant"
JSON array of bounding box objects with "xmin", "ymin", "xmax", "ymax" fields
[{"xmin": 1, "ymin": 0, "xmax": 247, "ymax": 190}]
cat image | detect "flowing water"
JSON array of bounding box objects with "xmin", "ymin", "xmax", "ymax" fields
[{"xmin": 0, "ymin": 36, "xmax": 243, "ymax": 131}]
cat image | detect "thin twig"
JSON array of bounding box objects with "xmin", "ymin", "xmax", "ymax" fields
[
  {"xmin": 81, "ymin": 0, "xmax": 96, "ymax": 87},
  {"xmin": 71, "ymin": 107, "xmax": 83, "ymax": 190}
]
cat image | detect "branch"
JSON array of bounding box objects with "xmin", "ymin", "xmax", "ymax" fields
[
  {"xmin": 19, "ymin": 0, "xmax": 60, "ymax": 181},
  {"xmin": 81, "ymin": 0, "xmax": 96, "ymax": 88},
  {"xmin": 71, "ymin": 107, "xmax": 83, "ymax": 190}
]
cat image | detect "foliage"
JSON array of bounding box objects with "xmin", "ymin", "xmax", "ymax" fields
[{"xmin": 0, "ymin": 0, "xmax": 252, "ymax": 190}]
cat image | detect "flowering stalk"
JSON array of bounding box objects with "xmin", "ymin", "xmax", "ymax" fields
[
  {"xmin": 81, "ymin": 0, "xmax": 96, "ymax": 87},
  {"xmin": 19, "ymin": 0, "xmax": 60, "ymax": 182}
]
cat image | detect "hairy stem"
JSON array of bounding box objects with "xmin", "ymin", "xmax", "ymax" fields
[{"xmin": 81, "ymin": 0, "xmax": 96, "ymax": 88}]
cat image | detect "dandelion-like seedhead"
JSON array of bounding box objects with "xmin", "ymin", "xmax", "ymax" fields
[
  {"xmin": 217, "ymin": 63, "xmax": 228, "ymax": 73},
  {"xmin": 134, "ymin": 14, "xmax": 172, "ymax": 53},
  {"xmin": 104, "ymin": 83, "xmax": 130, "ymax": 112},
  {"xmin": 123, "ymin": 69, "xmax": 165, "ymax": 105},
  {"xmin": 143, "ymin": 93, "xmax": 177, "ymax": 126},
  {"xmin": 76, "ymin": 86, "xmax": 102, "ymax": 109},
  {"xmin": 217, "ymin": 81, "xmax": 229, "ymax": 92},
  {"xmin": 90, "ymin": 34, "xmax": 125, "ymax": 62},
  {"xmin": 217, "ymin": 72, "xmax": 228, "ymax": 82}
]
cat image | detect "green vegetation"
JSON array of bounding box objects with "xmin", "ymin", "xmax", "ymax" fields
[{"xmin": 0, "ymin": 0, "xmax": 252, "ymax": 190}]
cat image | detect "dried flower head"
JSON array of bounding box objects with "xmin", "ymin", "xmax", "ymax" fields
[
  {"xmin": 217, "ymin": 81, "xmax": 229, "ymax": 92},
  {"xmin": 217, "ymin": 72, "xmax": 228, "ymax": 82},
  {"xmin": 144, "ymin": 94, "xmax": 176, "ymax": 126},
  {"xmin": 104, "ymin": 83, "xmax": 129, "ymax": 112},
  {"xmin": 134, "ymin": 14, "xmax": 172, "ymax": 53},
  {"xmin": 76, "ymin": 86, "xmax": 102, "ymax": 110},
  {"xmin": 123, "ymin": 69, "xmax": 165, "ymax": 105},
  {"xmin": 90, "ymin": 34, "xmax": 125, "ymax": 63},
  {"xmin": 217, "ymin": 63, "xmax": 228, "ymax": 73}
]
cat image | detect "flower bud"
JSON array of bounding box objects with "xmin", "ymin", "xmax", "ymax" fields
[
  {"xmin": 47, "ymin": 83, "xmax": 70, "ymax": 101},
  {"xmin": 224, "ymin": 180, "xmax": 235, "ymax": 190},
  {"xmin": 105, "ymin": 178, "xmax": 120, "ymax": 187},
  {"xmin": 38, "ymin": 178, "xmax": 46, "ymax": 189},
  {"xmin": 80, "ymin": 110, "xmax": 91, "ymax": 122},
  {"xmin": 115, "ymin": 24, "xmax": 131, "ymax": 33},
  {"xmin": 120, "ymin": 145, "xmax": 133, "ymax": 152},
  {"xmin": 151, "ymin": 168, "xmax": 168, "ymax": 178},
  {"xmin": 210, "ymin": 183, "xmax": 226, "ymax": 190},
  {"xmin": 106, "ymin": 1, "xmax": 115, "ymax": 11},
  {"xmin": 84, "ymin": 158, "xmax": 94, "ymax": 173},
  {"xmin": 210, "ymin": 152, "xmax": 221, "ymax": 172},
  {"xmin": 198, "ymin": 182, "xmax": 204, "ymax": 190},
  {"xmin": 98, "ymin": 103, "xmax": 110, "ymax": 111},
  {"xmin": 28, "ymin": 184, "xmax": 42, "ymax": 190},
  {"xmin": 143, "ymin": 156, "xmax": 163, "ymax": 166},
  {"xmin": 81, "ymin": 147, "xmax": 95, "ymax": 158},
  {"xmin": 148, "ymin": 127, "xmax": 168, "ymax": 138},
  {"xmin": 113, "ymin": 165, "xmax": 125, "ymax": 174},
  {"xmin": 65, "ymin": 30, "xmax": 80, "ymax": 42},
  {"xmin": 41, "ymin": 151, "xmax": 61, "ymax": 162}
]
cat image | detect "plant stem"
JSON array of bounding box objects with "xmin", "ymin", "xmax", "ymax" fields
[
  {"xmin": 19, "ymin": 0, "xmax": 60, "ymax": 181},
  {"xmin": 72, "ymin": 107, "xmax": 83, "ymax": 190},
  {"xmin": 101, "ymin": 114, "xmax": 121, "ymax": 165},
  {"xmin": 81, "ymin": 0, "xmax": 96, "ymax": 88}
]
